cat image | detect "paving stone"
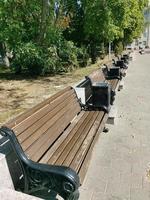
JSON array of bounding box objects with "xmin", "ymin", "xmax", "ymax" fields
[
  {"xmin": 0, "ymin": 153, "xmax": 14, "ymax": 190},
  {"xmin": 0, "ymin": 188, "xmax": 42, "ymax": 200},
  {"xmin": 130, "ymin": 188, "xmax": 150, "ymax": 200}
]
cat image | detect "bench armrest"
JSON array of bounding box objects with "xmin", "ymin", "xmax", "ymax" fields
[{"xmin": 0, "ymin": 127, "xmax": 80, "ymax": 200}]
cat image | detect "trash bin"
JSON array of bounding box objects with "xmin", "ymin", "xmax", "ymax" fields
[{"xmin": 92, "ymin": 82, "xmax": 111, "ymax": 112}]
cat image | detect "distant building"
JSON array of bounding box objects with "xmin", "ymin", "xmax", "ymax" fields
[{"xmin": 139, "ymin": 3, "xmax": 150, "ymax": 47}]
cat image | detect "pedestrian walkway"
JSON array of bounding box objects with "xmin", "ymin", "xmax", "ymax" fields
[{"xmin": 80, "ymin": 52, "xmax": 150, "ymax": 200}]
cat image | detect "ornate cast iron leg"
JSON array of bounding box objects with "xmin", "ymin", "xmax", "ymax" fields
[
  {"xmin": 67, "ymin": 190, "xmax": 79, "ymax": 200},
  {"xmin": 24, "ymin": 165, "xmax": 80, "ymax": 200},
  {"xmin": 0, "ymin": 127, "xmax": 80, "ymax": 200}
]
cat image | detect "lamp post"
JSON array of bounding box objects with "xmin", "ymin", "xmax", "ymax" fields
[{"xmin": 108, "ymin": 42, "xmax": 111, "ymax": 60}]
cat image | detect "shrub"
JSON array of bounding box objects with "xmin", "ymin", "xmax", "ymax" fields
[
  {"xmin": 12, "ymin": 40, "xmax": 90, "ymax": 76},
  {"xmin": 12, "ymin": 42, "xmax": 44, "ymax": 75},
  {"xmin": 58, "ymin": 41, "xmax": 79, "ymax": 71},
  {"xmin": 114, "ymin": 41, "xmax": 124, "ymax": 56},
  {"xmin": 77, "ymin": 47, "xmax": 89, "ymax": 67},
  {"xmin": 43, "ymin": 46, "xmax": 64, "ymax": 74}
]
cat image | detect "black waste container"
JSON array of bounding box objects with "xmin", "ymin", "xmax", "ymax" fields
[{"xmin": 92, "ymin": 82, "xmax": 111, "ymax": 112}]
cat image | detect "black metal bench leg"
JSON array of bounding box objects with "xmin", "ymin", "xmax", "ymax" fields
[
  {"xmin": 0, "ymin": 127, "xmax": 80, "ymax": 200},
  {"xmin": 23, "ymin": 166, "xmax": 80, "ymax": 200},
  {"xmin": 67, "ymin": 190, "xmax": 79, "ymax": 200}
]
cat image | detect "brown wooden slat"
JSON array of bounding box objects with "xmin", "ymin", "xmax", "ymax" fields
[
  {"xmin": 70, "ymin": 111, "xmax": 104, "ymax": 172},
  {"xmin": 6, "ymin": 87, "xmax": 73, "ymax": 129},
  {"xmin": 89, "ymin": 69, "xmax": 105, "ymax": 83},
  {"xmin": 13, "ymin": 89, "xmax": 75, "ymax": 136},
  {"xmin": 108, "ymin": 79, "xmax": 119, "ymax": 91},
  {"xmin": 78, "ymin": 113, "xmax": 108, "ymax": 184},
  {"xmin": 89, "ymin": 68, "xmax": 119, "ymax": 91},
  {"xmin": 39, "ymin": 111, "xmax": 86, "ymax": 164},
  {"xmin": 47, "ymin": 111, "xmax": 92, "ymax": 165},
  {"xmin": 27, "ymin": 103, "xmax": 81, "ymax": 162},
  {"xmin": 107, "ymin": 79, "xmax": 114, "ymax": 90},
  {"xmin": 22, "ymin": 98, "xmax": 80, "ymax": 152},
  {"xmin": 54, "ymin": 111, "xmax": 97, "ymax": 166},
  {"xmin": 113, "ymin": 79, "xmax": 119, "ymax": 90},
  {"xmin": 18, "ymin": 93, "xmax": 78, "ymax": 143},
  {"xmin": 61, "ymin": 111, "xmax": 100, "ymax": 167}
]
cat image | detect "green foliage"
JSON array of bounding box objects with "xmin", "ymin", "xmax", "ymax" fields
[
  {"xmin": 0, "ymin": 0, "xmax": 148, "ymax": 76},
  {"xmin": 77, "ymin": 47, "xmax": 89, "ymax": 67},
  {"xmin": 43, "ymin": 46, "xmax": 63, "ymax": 74},
  {"xmin": 58, "ymin": 41, "xmax": 79, "ymax": 70},
  {"xmin": 12, "ymin": 43, "xmax": 44, "ymax": 75},
  {"xmin": 83, "ymin": 0, "xmax": 148, "ymax": 43},
  {"xmin": 114, "ymin": 41, "xmax": 124, "ymax": 55},
  {"xmin": 12, "ymin": 41, "xmax": 83, "ymax": 75}
]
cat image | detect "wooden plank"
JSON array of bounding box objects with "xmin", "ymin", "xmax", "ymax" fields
[
  {"xmin": 27, "ymin": 103, "xmax": 81, "ymax": 162},
  {"xmin": 70, "ymin": 111, "xmax": 104, "ymax": 172},
  {"xmin": 5, "ymin": 87, "xmax": 73, "ymax": 129},
  {"xmin": 62, "ymin": 111, "xmax": 99, "ymax": 166},
  {"xmin": 13, "ymin": 89, "xmax": 75, "ymax": 136},
  {"xmin": 108, "ymin": 79, "xmax": 119, "ymax": 91},
  {"xmin": 89, "ymin": 69, "xmax": 105, "ymax": 83},
  {"xmin": 22, "ymin": 98, "xmax": 80, "ymax": 152},
  {"xmin": 39, "ymin": 111, "xmax": 86, "ymax": 164},
  {"xmin": 18, "ymin": 93, "xmax": 78, "ymax": 143},
  {"xmin": 113, "ymin": 79, "xmax": 119, "ymax": 90},
  {"xmin": 54, "ymin": 111, "xmax": 98, "ymax": 166},
  {"xmin": 47, "ymin": 111, "xmax": 93, "ymax": 165},
  {"xmin": 78, "ymin": 113, "xmax": 108, "ymax": 184}
]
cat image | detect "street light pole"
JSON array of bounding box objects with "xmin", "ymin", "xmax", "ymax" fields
[{"xmin": 109, "ymin": 42, "xmax": 111, "ymax": 60}]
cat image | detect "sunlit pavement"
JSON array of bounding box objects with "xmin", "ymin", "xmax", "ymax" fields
[{"xmin": 80, "ymin": 51, "xmax": 150, "ymax": 200}]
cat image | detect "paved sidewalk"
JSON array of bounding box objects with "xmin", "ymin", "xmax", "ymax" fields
[{"xmin": 80, "ymin": 52, "xmax": 150, "ymax": 200}]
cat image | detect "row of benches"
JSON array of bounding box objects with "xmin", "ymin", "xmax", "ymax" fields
[{"xmin": 0, "ymin": 54, "xmax": 131, "ymax": 200}]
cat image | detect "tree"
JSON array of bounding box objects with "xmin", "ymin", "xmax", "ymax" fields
[{"xmin": 0, "ymin": 0, "xmax": 148, "ymax": 72}]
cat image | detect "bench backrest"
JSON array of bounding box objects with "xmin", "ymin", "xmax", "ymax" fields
[
  {"xmin": 88, "ymin": 69, "xmax": 105, "ymax": 83},
  {"xmin": 5, "ymin": 87, "xmax": 81, "ymax": 162}
]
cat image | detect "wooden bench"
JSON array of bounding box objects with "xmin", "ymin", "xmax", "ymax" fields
[
  {"xmin": 0, "ymin": 86, "xmax": 108, "ymax": 200},
  {"xmin": 89, "ymin": 66, "xmax": 121, "ymax": 92},
  {"xmin": 112, "ymin": 56, "xmax": 128, "ymax": 70}
]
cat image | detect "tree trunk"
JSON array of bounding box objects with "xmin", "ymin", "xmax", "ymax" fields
[
  {"xmin": 0, "ymin": 42, "xmax": 10, "ymax": 67},
  {"xmin": 39, "ymin": 0, "xmax": 50, "ymax": 44}
]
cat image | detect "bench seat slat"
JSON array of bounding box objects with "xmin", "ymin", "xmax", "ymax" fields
[
  {"xmin": 21, "ymin": 98, "xmax": 79, "ymax": 152},
  {"xmin": 27, "ymin": 102, "xmax": 81, "ymax": 162},
  {"xmin": 113, "ymin": 79, "xmax": 119, "ymax": 90},
  {"xmin": 17, "ymin": 93, "xmax": 77, "ymax": 143},
  {"xmin": 6, "ymin": 87, "xmax": 73, "ymax": 129},
  {"xmin": 70, "ymin": 111, "xmax": 104, "ymax": 172},
  {"xmin": 61, "ymin": 111, "xmax": 100, "ymax": 167},
  {"xmin": 109, "ymin": 79, "xmax": 119, "ymax": 90},
  {"xmin": 53, "ymin": 111, "xmax": 97, "ymax": 166},
  {"xmin": 39, "ymin": 111, "xmax": 87, "ymax": 164},
  {"xmin": 46, "ymin": 111, "xmax": 91, "ymax": 165},
  {"xmin": 78, "ymin": 113, "xmax": 108, "ymax": 184}
]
